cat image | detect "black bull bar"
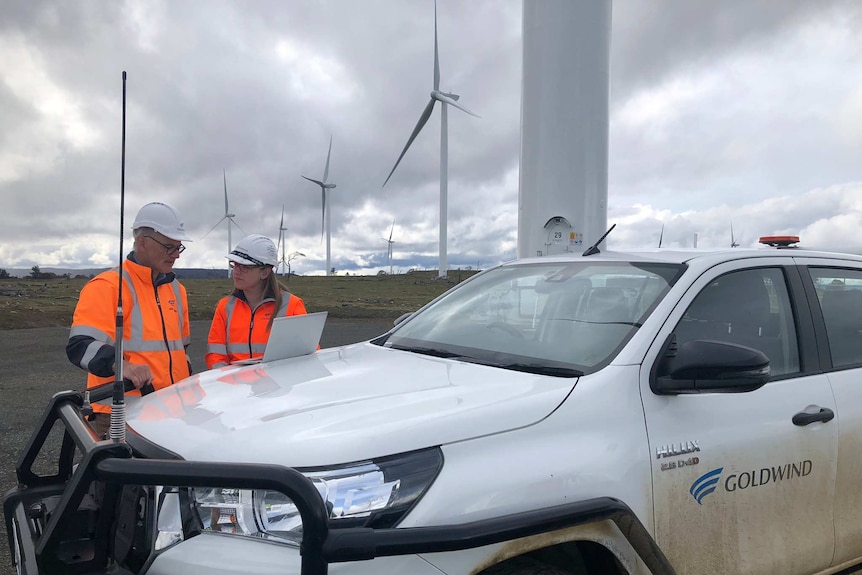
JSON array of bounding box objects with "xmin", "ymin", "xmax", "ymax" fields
[{"xmin": 4, "ymin": 388, "xmax": 675, "ymax": 575}]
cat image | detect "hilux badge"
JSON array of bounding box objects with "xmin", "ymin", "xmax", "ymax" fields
[{"xmin": 656, "ymin": 440, "xmax": 700, "ymax": 459}]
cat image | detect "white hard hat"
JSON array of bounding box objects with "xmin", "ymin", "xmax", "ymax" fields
[
  {"xmin": 132, "ymin": 202, "xmax": 192, "ymax": 242},
  {"xmin": 227, "ymin": 234, "xmax": 278, "ymax": 267}
]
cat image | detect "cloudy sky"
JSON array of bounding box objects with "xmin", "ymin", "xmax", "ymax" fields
[{"xmin": 1, "ymin": 0, "xmax": 861, "ymax": 276}]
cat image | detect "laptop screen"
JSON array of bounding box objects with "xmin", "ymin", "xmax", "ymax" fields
[{"xmin": 261, "ymin": 311, "xmax": 328, "ymax": 362}]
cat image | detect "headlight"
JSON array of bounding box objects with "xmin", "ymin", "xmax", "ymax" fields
[{"xmin": 188, "ymin": 448, "xmax": 442, "ymax": 546}]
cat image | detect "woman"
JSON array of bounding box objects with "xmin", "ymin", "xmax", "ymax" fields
[{"xmin": 206, "ymin": 234, "xmax": 308, "ymax": 368}]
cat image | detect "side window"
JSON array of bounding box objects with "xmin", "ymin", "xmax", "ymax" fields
[
  {"xmin": 808, "ymin": 267, "xmax": 862, "ymax": 368},
  {"xmin": 673, "ymin": 268, "xmax": 800, "ymax": 377}
]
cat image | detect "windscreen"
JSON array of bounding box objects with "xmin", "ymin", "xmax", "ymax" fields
[{"xmin": 376, "ymin": 261, "xmax": 685, "ymax": 375}]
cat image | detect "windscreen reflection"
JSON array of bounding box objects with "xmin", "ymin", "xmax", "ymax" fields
[{"xmin": 377, "ymin": 261, "xmax": 684, "ymax": 375}]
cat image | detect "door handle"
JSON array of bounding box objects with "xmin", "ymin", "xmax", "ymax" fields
[{"xmin": 792, "ymin": 407, "xmax": 835, "ymax": 426}]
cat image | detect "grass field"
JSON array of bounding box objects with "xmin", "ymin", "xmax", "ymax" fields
[{"xmin": 0, "ymin": 270, "xmax": 479, "ymax": 330}]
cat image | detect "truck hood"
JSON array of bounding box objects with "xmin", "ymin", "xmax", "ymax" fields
[{"xmin": 125, "ymin": 342, "xmax": 575, "ymax": 467}]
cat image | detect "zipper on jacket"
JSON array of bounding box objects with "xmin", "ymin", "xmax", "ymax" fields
[
  {"xmin": 247, "ymin": 314, "xmax": 255, "ymax": 358},
  {"xmin": 154, "ymin": 286, "xmax": 175, "ymax": 384}
]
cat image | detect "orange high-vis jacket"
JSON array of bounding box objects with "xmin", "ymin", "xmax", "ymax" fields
[
  {"xmin": 205, "ymin": 290, "xmax": 308, "ymax": 369},
  {"xmin": 67, "ymin": 256, "xmax": 192, "ymax": 413}
]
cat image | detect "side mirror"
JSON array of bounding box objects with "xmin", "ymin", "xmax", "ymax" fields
[{"xmin": 652, "ymin": 338, "xmax": 770, "ymax": 395}]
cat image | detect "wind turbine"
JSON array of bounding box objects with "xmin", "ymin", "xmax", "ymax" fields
[
  {"xmin": 201, "ymin": 169, "xmax": 245, "ymax": 277},
  {"xmin": 302, "ymin": 136, "xmax": 336, "ymax": 276},
  {"xmin": 382, "ymin": 0, "xmax": 478, "ymax": 279},
  {"xmin": 382, "ymin": 218, "xmax": 396, "ymax": 275},
  {"xmin": 730, "ymin": 222, "xmax": 740, "ymax": 248},
  {"xmin": 276, "ymin": 204, "xmax": 288, "ymax": 276}
]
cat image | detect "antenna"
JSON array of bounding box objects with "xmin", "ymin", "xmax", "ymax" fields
[
  {"xmin": 110, "ymin": 71, "xmax": 128, "ymax": 442},
  {"xmin": 582, "ymin": 223, "xmax": 616, "ymax": 256}
]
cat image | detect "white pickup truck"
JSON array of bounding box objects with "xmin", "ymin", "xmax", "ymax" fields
[{"xmin": 7, "ymin": 241, "xmax": 862, "ymax": 575}]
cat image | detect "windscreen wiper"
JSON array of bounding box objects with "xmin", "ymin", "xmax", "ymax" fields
[
  {"xmin": 557, "ymin": 318, "xmax": 642, "ymax": 327},
  {"xmin": 391, "ymin": 345, "xmax": 467, "ymax": 359},
  {"xmin": 456, "ymin": 355, "xmax": 583, "ymax": 377},
  {"xmin": 498, "ymin": 363, "xmax": 583, "ymax": 378}
]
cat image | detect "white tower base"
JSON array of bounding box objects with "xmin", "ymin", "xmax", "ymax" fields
[{"xmin": 518, "ymin": 0, "xmax": 612, "ymax": 258}]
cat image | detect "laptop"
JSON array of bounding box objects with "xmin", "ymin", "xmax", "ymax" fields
[
  {"xmin": 263, "ymin": 311, "xmax": 328, "ymax": 362},
  {"xmin": 233, "ymin": 311, "xmax": 328, "ymax": 365}
]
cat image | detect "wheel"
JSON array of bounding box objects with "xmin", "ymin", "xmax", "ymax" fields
[{"xmin": 486, "ymin": 321, "xmax": 524, "ymax": 338}]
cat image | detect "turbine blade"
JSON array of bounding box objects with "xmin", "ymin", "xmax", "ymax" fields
[
  {"xmin": 658, "ymin": 224, "xmax": 664, "ymax": 248},
  {"xmin": 201, "ymin": 216, "xmax": 228, "ymax": 240},
  {"xmin": 223, "ymin": 169, "xmax": 229, "ymax": 214},
  {"xmin": 389, "ymin": 218, "xmax": 395, "ymax": 241},
  {"xmin": 383, "ymin": 98, "xmax": 436, "ymax": 187},
  {"xmin": 280, "ymin": 204, "xmax": 285, "ymax": 230},
  {"xmin": 320, "ymin": 190, "xmax": 326, "ymax": 241},
  {"xmin": 230, "ymin": 218, "xmax": 248, "ymax": 237},
  {"xmin": 323, "ymin": 136, "xmax": 332, "ymax": 183},
  {"xmin": 433, "ymin": 0, "xmax": 440, "ymax": 91},
  {"xmin": 436, "ymin": 93, "xmax": 480, "ymax": 117},
  {"xmin": 302, "ymin": 175, "xmax": 326, "ymax": 188}
]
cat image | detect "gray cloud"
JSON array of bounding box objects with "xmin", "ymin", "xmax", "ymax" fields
[{"xmin": 1, "ymin": 0, "xmax": 861, "ymax": 276}]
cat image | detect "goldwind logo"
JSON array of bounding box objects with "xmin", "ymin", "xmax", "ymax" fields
[
  {"xmin": 690, "ymin": 468, "xmax": 723, "ymax": 505},
  {"xmin": 690, "ymin": 461, "xmax": 813, "ymax": 505}
]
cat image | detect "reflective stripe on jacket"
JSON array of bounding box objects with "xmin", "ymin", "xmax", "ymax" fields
[
  {"xmin": 67, "ymin": 256, "xmax": 192, "ymax": 412},
  {"xmin": 205, "ymin": 290, "xmax": 307, "ymax": 369}
]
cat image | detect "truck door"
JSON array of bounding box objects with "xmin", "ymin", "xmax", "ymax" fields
[
  {"xmin": 802, "ymin": 263, "xmax": 862, "ymax": 568},
  {"xmin": 640, "ymin": 262, "xmax": 837, "ymax": 575}
]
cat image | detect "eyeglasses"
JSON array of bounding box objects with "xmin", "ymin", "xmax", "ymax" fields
[
  {"xmin": 229, "ymin": 261, "xmax": 265, "ymax": 273},
  {"xmin": 145, "ymin": 235, "xmax": 185, "ymax": 256}
]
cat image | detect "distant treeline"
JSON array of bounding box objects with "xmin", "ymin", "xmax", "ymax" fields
[{"xmin": 0, "ymin": 267, "xmax": 230, "ymax": 280}]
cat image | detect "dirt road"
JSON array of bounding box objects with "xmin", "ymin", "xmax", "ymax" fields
[{"xmin": 0, "ymin": 318, "xmax": 395, "ymax": 575}]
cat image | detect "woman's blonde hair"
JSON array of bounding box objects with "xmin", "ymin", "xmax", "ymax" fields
[{"xmin": 231, "ymin": 267, "xmax": 292, "ymax": 331}]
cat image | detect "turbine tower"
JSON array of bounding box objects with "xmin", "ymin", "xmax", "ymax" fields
[
  {"xmin": 383, "ymin": 0, "xmax": 478, "ymax": 279},
  {"xmin": 276, "ymin": 204, "xmax": 288, "ymax": 276},
  {"xmin": 201, "ymin": 169, "xmax": 245, "ymax": 277},
  {"xmin": 518, "ymin": 0, "xmax": 611, "ymax": 258},
  {"xmin": 382, "ymin": 218, "xmax": 396, "ymax": 275},
  {"xmin": 302, "ymin": 136, "xmax": 336, "ymax": 276}
]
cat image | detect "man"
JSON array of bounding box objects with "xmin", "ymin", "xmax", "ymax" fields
[{"xmin": 66, "ymin": 201, "xmax": 193, "ymax": 437}]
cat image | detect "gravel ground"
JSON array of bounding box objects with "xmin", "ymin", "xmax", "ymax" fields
[{"xmin": 0, "ymin": 318, "xmax": 395, "ymax": 575}]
